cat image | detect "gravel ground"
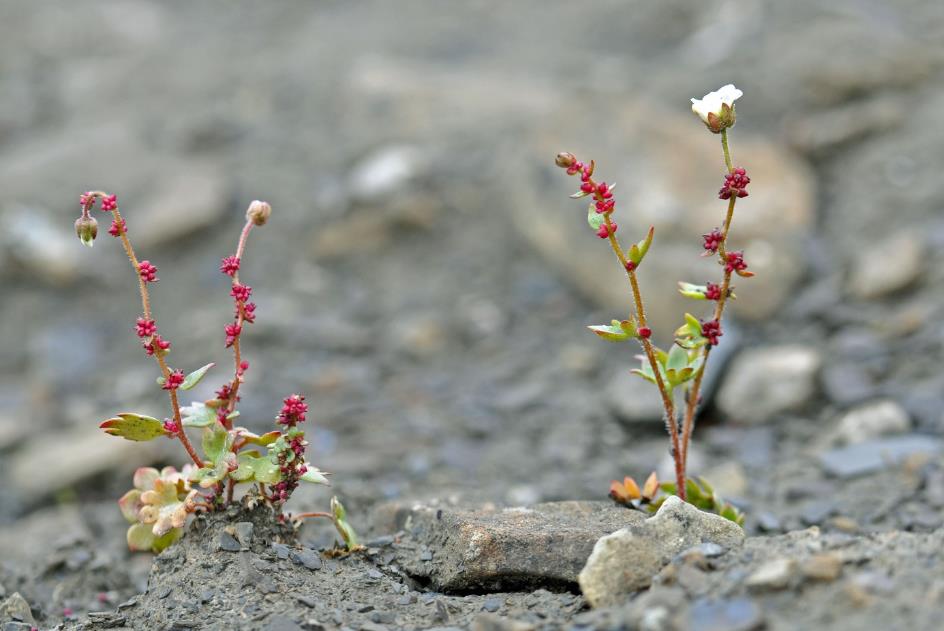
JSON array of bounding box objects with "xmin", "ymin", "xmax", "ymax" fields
[{"xmin": 1, "ymin": 1, "xmax": 943, "ymax": 629}]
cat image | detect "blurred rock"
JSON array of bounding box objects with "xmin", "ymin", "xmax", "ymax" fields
[
  {"xmin": 745, "ymin": 558, "xmax": 796, "ymax": 590},
  {"xmin": 700, "ymin": 461, "xmax": 747, "ymax": 499},
  {"xmin": 578, "ymin": 496, "xmax": 744, "ymax": 607},
  {"xmin": 0, "ymin": 206, "xmax": 81, "ymax": 285},
  {"xmin": 377, "ymin": 501, "xmax": 638, "ymax": 592},
  {"xmin": 0, "ymin": 593, "xmax": 35, "ymax": 625},
  {"xmin": 132, "ymin": 163, "xmax": 229, "ymax": 249},
  {"xmin": 717, "ymin": 346, "xmax": 821, "ymax": 423},
  {"xmin": 604, "ymin": 370, "xmax": 665, "ymax": 425},
  {"xmin": 688, "ymin": 598, "xmax": 764, "ymax": 631},
  {"xmin": 786, "ymin": 97, "xmax": 904, "ymax": 156},
  {"xmin": 831, "ymin": 400, "xmax": 910, "ymax": 445},
  {"xmin": 348, "ymin": 145, "xmax": 427, "ymax": 203},
  {"xmin": 847, "ymin": 231, "xmax": 924, "ymax": 299},
  {"xmin": 10, "ymin": 427, "xmax": 171, "ymax": 500},
  {"xmin": 821, "ymin": 362, "xmax": 877, "ymax": 406},
  {"xmin": 513, "ymin": 99, "xmax": 815, "ymax": 329},
  {"xmin": 818, "ymin": 434, "xmax": 943, "ymax": 478}
]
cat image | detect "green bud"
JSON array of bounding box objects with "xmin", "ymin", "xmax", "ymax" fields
[{"xmin": 75, "ymin": 215, "xmax": 98, "ymax": 247}]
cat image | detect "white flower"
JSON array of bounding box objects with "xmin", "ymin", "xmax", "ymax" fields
[{"xmin": 691, "ymin": 84, "xmax": 742, "ymax": 132}]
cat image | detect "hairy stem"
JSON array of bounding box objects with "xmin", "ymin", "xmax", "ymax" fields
[
  {"xmin": 83, "ymin": 191, "xmax": 203, "ymax": 467},
  {"xmin": 224, "ymin": 219, "xmax": 256, "ymax": 422},
  {"xmin": 602, "ymin": 215, "xmax": 685, "ymax": 500},
  {"xmin": 679, "ymin": 131, "xmax": 739, "ymax": 471}
]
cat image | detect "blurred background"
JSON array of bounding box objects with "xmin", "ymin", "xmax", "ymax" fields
[{"xmin": 1, "ymin": 0, "xmax": 944, "ymax": 559}]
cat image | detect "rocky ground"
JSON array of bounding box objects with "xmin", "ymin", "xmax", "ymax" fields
[{"xmin": 2, "ymin": 1, "xmax": 944, "ymax": 629}]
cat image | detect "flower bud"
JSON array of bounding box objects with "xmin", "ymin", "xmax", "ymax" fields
[
  {"xmin": 246, "ymin": 200, "xmax": 271, "ymax": 226},
  {"xmin": 75, "ymin": 215, "xmax": 98, "ymax": 247},
  {"xmin": 555, "ymin": 152, "xmax": 577, "ymax": 168},
  {"xmin": 691, "ymin": 84, "xmax": 742, "ymax": 133}
]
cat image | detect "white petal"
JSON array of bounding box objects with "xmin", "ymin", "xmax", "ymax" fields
[{"xmin": 716, "ymin": 84, "xmax": 743, "ymax": 106}]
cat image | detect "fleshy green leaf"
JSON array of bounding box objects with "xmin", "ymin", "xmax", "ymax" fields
[
  {"xmin": 100, "ymin": 413, "xmax": 168, "ymax": 442},
  {"xmin": 588, "ymin": 319, "xmax": 637, "ymax": 342},
  {"xmin": 627, "ymin": 226, "xmax": 655, "ymax": 266},
  {"xmin": 126, "ymin": 523, "xmax": 156, "ymax": 552},
  {"xmin": 331, "ymin": 496, "xmax": 360, "ymax": 551},
  {"xmin": 181, "ymin": 402, "xmax": 216, "ymax": 427},
  {"xmin": 300, "ymin": 466, "xmax": 331, "ymax": 486},
  {"xmin": 202, "ymin": 425, "xmax": 233, "ymax": 463},
  {"xmin": 241, "ymin": 430, "xmax": 281, "ymax": 446},
  {"xmin": 678, "ymin": 282, "xmax": 708, "ymax": 300},
  {"xmin": 232, "ymin": 451, "xmax": 281, "ymax": 484},
  {"xmin": 180, "ymin": 363, "xmax": 215, "ymax": 391},
  {"xmin": 587, "ymin": 204, "xmax": 606, "ymax": 231}
]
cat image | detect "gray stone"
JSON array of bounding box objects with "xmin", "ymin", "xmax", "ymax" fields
[
  {"xmin": 289, "ymin": 548, "xmax": 323, "ymax": 571},
  {"xmin": 348, "ymin": 145, "xmax": 427, "ymax": 203},
  {"xmin": 745, "ymin": 558, "xmax": 797, "ymax": 590},
  {"xmin": 263, "ymin": 614, "xmax": 303, "ymax": 631},
  {"xmin": 234, "ymin": 522, "xmax": 254, "ymax": 549},
  {"xmin": 819, "ymin": 434, "xmax": 943, "ymax": 478},
  {"xmin": 0, "ymin": 206, "xmax": 82, "ymax": 285},
  {"xmin": 376, "ymin": 500, "xmax": 640, "ymax": 592},
  {"xmin": 821, "ymin": 362, "xmax": 877, "ymax": 406},
  {"xmin": 604, "ymin": 369, "xmax": 666, "ymax": 424},
  {"xmin": 831, "ymin": 400, "xmax": 910, "ymax": 445},
  {"xmin": 847, "ymin": 231, "xmax": 925, "ymax": 299},
  {"xmin": 688, "ymin": 598, "xmax": 764, "ymax": 631},
  {"xmin": 717, "ymin": 346, "xmax": 821, "ymax": 423},
  {"xmin": 578, "ymin": 496, "xmax": 745, "ymax": 607},
  {"xmin": 218, "ymin": 531, "xmax": 241, "ymax": 552},
  {"xmin": 0, "ymin": 593, "xmax": 34, "ymax": 625}
]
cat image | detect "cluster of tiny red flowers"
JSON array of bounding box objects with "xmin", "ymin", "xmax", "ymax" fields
[
  {"xmin": 718, "ymin": 167, "xmax": 750, "ymax": 200},
  {"xmin": 100, "ymin": 194, "xmax": 118, "ymax": 212},
  {"xmin": 701, "ymin": 319, "xmax": 723, "ymax": 346},
  {"xmin": 135, "ymin": 317, "xmax": 157, "ymax": 338},
  {"xmin": 224, "ymin": 323, "xmax": 241, "ymax": 348},
  {"xmin": 162, "ymin": 419, "xmax": 179, "ymax": 434},
  {"xmin": 703, "ymin": 282, "xmax": 722, "ymax": 301},
  {"xmin": 138, "ymin": 260, "xmax": 158, "ymax": 283},
  {"xmin": 556, "ymin": 152, "xmax": 619, "ymax": 239},
  {"xmin": 144, "ymin": 334, "xmax": 171, "ymax": 356},
  {"xmin": 220, "ymin": 256, "xmax": 241, "ymax": 276},
  {"xmin": 162, "ymin": 369, "xmax": 185, "ymax": 391},
  {"xmin": 269, "ymin": 395, "xmax": 310, "ymax": 503},
  {"xmin": 702, "ymin": 228, "xmax": 723, "ymax": 255},
  {"xmin": 724, "ymin": 250, "xmax": 748, "ymax": 274},
  {"xmin": 108, "ymin": 217, "xmax": 126, "ymax": 237},
  {"xmin": 277, "ymin": 394, "xmax": 308, "ymax": 426}
]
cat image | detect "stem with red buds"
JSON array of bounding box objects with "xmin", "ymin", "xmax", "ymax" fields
[
  {"xmin": 81, "ymin": 191, "xmax": 202, "ymax": 468},
  {"xmin": 679, "ymin": 129, "xmax": 740, "ymax": 471},
  {"xmin": 223, "ymin": 218, "xmax": 256, "ymax": 423}
]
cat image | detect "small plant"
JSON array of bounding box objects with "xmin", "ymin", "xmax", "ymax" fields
[
  {"xmin": 556, "ymin": 84, "xmax": 751, "ymax": 522},
  {"xmin": 74, "ymin": 192, "xmax": 359, "ymax": 552}
]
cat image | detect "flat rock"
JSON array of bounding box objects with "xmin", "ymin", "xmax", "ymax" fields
[
  {"xmin": 377, "ymin": 500, "xmax": 641, "ymax": 592},
  {"xmin": 511, "ymin": 98, "xmax": 815, "ymax": 330},
  {"xmin": 578, "ymin": 496, "xmax": 744, "ymax": 607},
  {"xmin": 688, "ymin": 598, "xmax": 764, "ymax": 631},
  {"xmin": 819, "ymin": 434, "xmax": 943, "ymax": 478},
  {"xmin": 830, "ymin": 400, "xmax": 910, "ymax": 445},
  {"xmin": 745, "ymin": 558, "xmax": 797, "ymax": 590},
  {"xmin": 717, "ymin": 345, "xmax": 821, "ymax": 423},
  {"xmin": 847, "ymin": 230, "xmax": 925, "ymax": 299},
  {"xmin": 0, "ymin": 593, "xmax": 35, "ymax": 625}
]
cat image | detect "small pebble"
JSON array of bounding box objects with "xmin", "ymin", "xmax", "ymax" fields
[
  {"xmin": 745, "ymin": 558, "xmax": 796, "ymax": 590},
  {"xmin": 482, "ymin": 597, "xmax": 502, "ymax": 613},
  {"xmin": 801, "ymin": 553, "xmax": 843, "ymax": 581},
  {"xmin": 218, "ymin": 531, "xmax": 241, "ymax": 552}
]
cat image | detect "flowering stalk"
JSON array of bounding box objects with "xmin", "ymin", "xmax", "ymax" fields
[
  {"xmin": 555, "ymin": 156, "xmax": 685, "ymax": 499},
  {"xmin": 556, "ymin": 84, "xmax": 753, "ymax": 513},
  {"xmin": 79, "ymin": 191, "xmax": 202, "ymax": 467},
  {"xmin": 679, "ymin": 127, "xmax": 751, "ymax": 471}
]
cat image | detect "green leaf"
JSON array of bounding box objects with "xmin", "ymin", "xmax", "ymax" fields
[
  {"xmin": 126, "ymin": 523, "xmax": 156, "ymax": 552},
  {"xmin": 180, "ymin": 363, "xmax": 215, "ymax": 391},
  {"xmin": 181, "ymin": 402, "xmax": 216, "ymax": 427},
  {"xmin": 241, "ymin": 430, "xmax": 281, "ymax": 446},
  {"xmin": 331, "ymin": 496, "xmax": 360, "ymax": 551},
  {"xmin": 202, "ymin": 425, "xmax": 233, "ymax": 463},
  {"xmin": 232, "ymin": 451, "xmax": 281, "ymax": 484},
  {"xmin": 678, "ymin": 282, "xmax": 708, "ymax": 300},
  {"xmin": 588, "ymin": 319, "xmax": 637, "ymax": 342},
  {"xmin": 666, "ymin": 345, "xmax": 688, "ymax": 373},
  {"xmin": 100, "ymin": 413, "xmax": 168, "ymax": 442},
  {"xmin": 587, "ymin": 204, "xmax": 605, "ymax": 231},
  {"xmin": 300, "ymin": 466, "xmax": 331, "ymax": 486},
  {"xmin": 628, "ymin": 226, "xmax": 655, "ymax": 266}
]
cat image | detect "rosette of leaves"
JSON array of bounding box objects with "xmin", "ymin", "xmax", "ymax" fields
[
  {"xmin": 119, "ymin": 466, "xmax": 198, "ymax": 552},
  {"xmin": 650, "ymin": 477, "xmax": 744, "ymax": 525},
  {"xmin": 631, "ymin": 342, "xmax": 704, "ymax": 391},
  {"xmin": 609, "ymin": 471, "xmax": 660, "ymax": 510}
]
